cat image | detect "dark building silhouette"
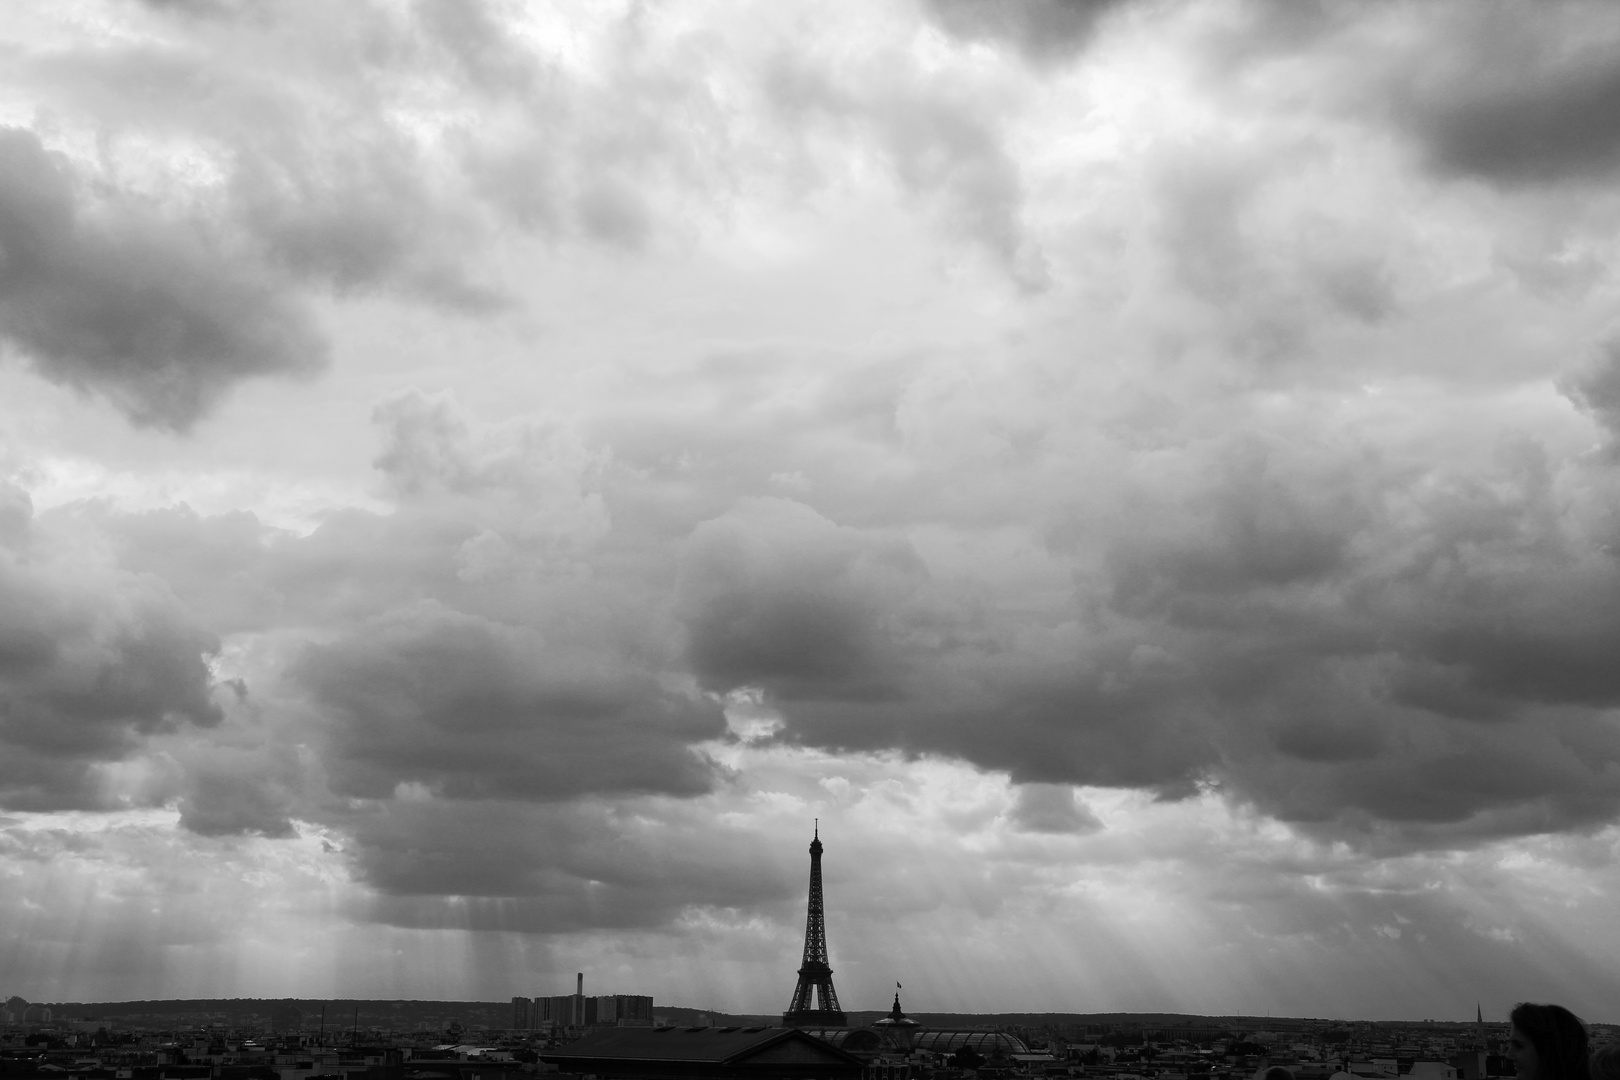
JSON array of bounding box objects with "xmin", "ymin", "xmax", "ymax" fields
[
  {"xmin": 541, "ymin": 1025, "xmax": 864, "ymax": 1080},
  {"xmin": 594, "ymin": 995, "xmax": 655, "ymax": 1026},
  {"xmin": 783, "ymin": 823, "xmax": 846, "ymax": 1027}
]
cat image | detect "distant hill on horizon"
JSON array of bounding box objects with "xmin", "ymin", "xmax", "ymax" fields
[{"xmin": 34, "ymin": 999, "xmax": 1494, "ymax": 1030}]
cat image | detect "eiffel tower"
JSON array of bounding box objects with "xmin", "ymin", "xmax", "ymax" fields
[{"xmin": 783, "ymin": 822, "xmax": 847, "ymax": 1027}]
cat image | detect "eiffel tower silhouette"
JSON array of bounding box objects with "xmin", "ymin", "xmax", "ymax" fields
[{"xmin": 783, "ymin": 821, "xmax": 847, "ymax": 1027}]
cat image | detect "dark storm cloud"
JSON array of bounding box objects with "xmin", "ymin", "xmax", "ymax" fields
[
  {"xmin": 1180, "ymin": 2, "xmax": 1620, "ymax": 188},
  {"xmin": 0, "ymin": 127, "xmax": 324, "ymax": 429},
  {"xmin": 81, "ymin": 393, "xmax": 718, "ymax": 837},
  {"xmin": 754, "ymin": 657, "xmax": 1219, "ymax": 797},
  {"xmin": 0, "ymin": 490, "xmax": 224, "ymax": 810},
  {"xmin": 336, "ymin": 800, "xmax": 795, "ymax": 930},
  {"xmin": 296, "ymin": 603, "xmax": 723, "ymax": 802},
  {"xmin": 672, "ymin": 417, "xmax": 1620, "ymax": 848},
  {"xmin": 919, "ymin": 0, "xmax": 1128, "ymax": 66},
  {"xmin": 87, "ymin": 388, "xmax": 716, "ymax": 829},
  {"xmin": 175, "ymin": 747, "xmax": 300, "ymax": 839},
  {"xmin": 1126, "ymin": 437, "xmax": 1620, "ymax": 837},
  {"xmin": 675, "ymin": 498, "xmax": 1221, "ymax": 795},
  {"xmin": 1106, "ymin": 435, "xmax": 1367, "ymax": 604},
  {"xmin": 19, "ymin": 390, "xmax": 719, "ymax": 851},
  {"xmin": 1405, "ymin": 39, "xmax": 1620, "ymax": 186},
  {"xmin": 56, "ymin": 362, "xmax": 1620, "ymax": 878},
  {"xmin": 678, "ymin": 498, "xmax": 935, "ymax": 702}
]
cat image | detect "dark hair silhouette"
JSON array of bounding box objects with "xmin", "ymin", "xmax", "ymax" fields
[
  {"xmin": 1511, "ymin": 1003, "xmax": 1590, "ymax": 1080},
  {"xmin": 1263, "ymin": 1068, "xmax": 1296, "ymax": 1080}
]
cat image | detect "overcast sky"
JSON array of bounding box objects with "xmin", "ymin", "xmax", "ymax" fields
[{"xmin": 4, "ymin": 0, "xmax": 1620, "ymax": 1024}]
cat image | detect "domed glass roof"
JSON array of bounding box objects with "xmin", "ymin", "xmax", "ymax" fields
[{"xmin": 914, "ymin": 1030, "xmax": 1031, "ymax": 1056}]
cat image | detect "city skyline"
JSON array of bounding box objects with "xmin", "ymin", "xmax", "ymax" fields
[
  {"xmin": 4, "ymin": 0, "xmax": 1620, "ymax": 1023},
  {"xmin": 0, "ymin": 992, "xmax": 1567, "ymax": 1031}
]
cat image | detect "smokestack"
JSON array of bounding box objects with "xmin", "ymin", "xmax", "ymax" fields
[{"xmin": 577, "ymin": 972, "xmax": 583, "ymax": 997}]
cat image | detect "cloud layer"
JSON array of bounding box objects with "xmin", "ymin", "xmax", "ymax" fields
[
  {"xmin": 2, "ymin": 0, "xmax": 1620, "ymax": 1018},
  {"xmin": 0, "ymin": 127, "xmax": 323, "ymax": 428}
]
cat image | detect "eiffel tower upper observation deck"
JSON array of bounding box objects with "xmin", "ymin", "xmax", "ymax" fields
[{"xmin": 783, "ymin": 822, "xmax": 847, "ymax": 1027}]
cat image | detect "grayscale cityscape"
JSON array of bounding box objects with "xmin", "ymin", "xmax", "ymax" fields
[
  {"xmin": 4, "ymin": 831, "xmax": 1618, "ymax": 1080},
  {"xmin": 3, "ymin": 4, "xmax": 1620, "ymax": 1080}
]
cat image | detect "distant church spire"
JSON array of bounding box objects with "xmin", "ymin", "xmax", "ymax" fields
[{"xmin": 783, "ymin": 823, "xmax": 847, "ymax": 1027}]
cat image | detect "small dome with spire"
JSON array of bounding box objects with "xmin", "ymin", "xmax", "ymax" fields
[{"xmin": 872, "ymin": 988, "xmax": 920, "ymax": 1052}]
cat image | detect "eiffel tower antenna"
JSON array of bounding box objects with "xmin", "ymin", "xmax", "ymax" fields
[{"xmin": 783, "ymin": 823, "xmax": 847, "ymax": 1027}]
